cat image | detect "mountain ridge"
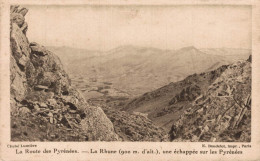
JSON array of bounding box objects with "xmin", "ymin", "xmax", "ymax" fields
[{"xmin": 123, "ymin": 56, "xmax": 251, "ymax": 142}]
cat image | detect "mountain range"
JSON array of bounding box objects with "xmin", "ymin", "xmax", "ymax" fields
[{"xmin": 48, "ymin": 45, "xmax": 250, "ymax": 96}]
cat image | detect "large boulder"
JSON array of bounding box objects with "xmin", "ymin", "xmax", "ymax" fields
[{"xmin": 81, "ymin": 106, "xmax": 119, "ymax": 141}]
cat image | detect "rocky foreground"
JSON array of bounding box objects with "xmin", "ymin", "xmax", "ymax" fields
[{"xmin": 10, "ymin": 5, "xmax": 118, "ymax": 141}]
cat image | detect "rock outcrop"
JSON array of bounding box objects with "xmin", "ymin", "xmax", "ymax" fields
[
  {"xmin": 100, "ymin": 105, "xmax": 169, "ymax": 141},
  {"xmin": 169, "ymin": 59, "xmax": 251, "ymax": 142},
  {"xmin": 10, "ymin": 6, "xmax": 118, "ymax": 141},
  {"xmin": 169, "ymin": 84, "xmax": 201, "ymax": 105}
]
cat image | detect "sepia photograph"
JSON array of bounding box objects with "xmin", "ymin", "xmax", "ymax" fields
[
  {"xmin": 2, "ymin": 0, "xmax": 260, "ymax": 160},
  {"xmin": 9, "ymin": 4, "xmax": 252, "ymax": 142}
]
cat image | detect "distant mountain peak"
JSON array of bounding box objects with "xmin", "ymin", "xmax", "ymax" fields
[
  {"xmin": 179, "ymin": 46, "xmax": 198, "ymax": 51},
  {"xmin": 174, "ymin": 46, "xmax": 203, "ymax": 56},
  {"xmin": 107, "ymin": 45, "xmax": 165, "ymax": 56},
  {"xmin": 110, "ymin": 45, "xmax": 138, "ymax": 52}
]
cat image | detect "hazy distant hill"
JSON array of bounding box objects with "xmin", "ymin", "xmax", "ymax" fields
[{"xmin": 47, "ymin": 45, "xmax": 250, "ymax": 96}]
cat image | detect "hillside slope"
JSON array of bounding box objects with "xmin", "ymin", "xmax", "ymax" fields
[
  {"xmin": 123, "ymin": 55, "xmax": 251, "ymax": 139},
  {"xmin": 123, "ymin": 64, "xmax": 229, "ymax": 130},
  {"xmin": 10, "ymin": 6, "xmax": 118, "ymax": 141},
  {"xmin": 170, "ymin": 56, "xmax": 251, "ymax": 142}
]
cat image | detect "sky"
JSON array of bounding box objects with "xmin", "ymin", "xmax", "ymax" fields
[{"xmin": 25, "ymin": 5, "xmax": 252, "ymax": 51}]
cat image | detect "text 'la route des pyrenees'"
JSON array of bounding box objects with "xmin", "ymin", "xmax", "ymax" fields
[{"xmin": 7, "ymin": 143, "xmax": 251, "ymax": 156}]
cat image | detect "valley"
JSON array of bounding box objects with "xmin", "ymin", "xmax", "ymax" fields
[
  {"xmin": 51, "ymin": 46, "xmax": 250, "ymax": 96},
  {"xmin": 49, "ymin": 45, "xmax": 251, "ymax": 142}
]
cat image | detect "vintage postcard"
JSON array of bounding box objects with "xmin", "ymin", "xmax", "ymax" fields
[{"xmin": 0, "ymin": 0, "xmax": 260, "ymax": 160}]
